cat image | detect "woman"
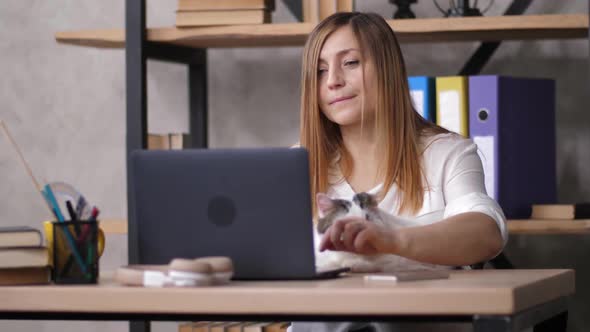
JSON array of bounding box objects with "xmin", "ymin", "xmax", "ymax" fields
[{"xmin": 293, "ymin": 12, "xmax": 507, "ymax": 332}]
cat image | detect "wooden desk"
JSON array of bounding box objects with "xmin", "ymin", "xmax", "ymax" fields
[{"xmin": 0, "ymin": 269, "xmax": 574, "ymax": 332}]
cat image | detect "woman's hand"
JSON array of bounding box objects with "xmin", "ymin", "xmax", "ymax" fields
[{"xmin": 319, "ymin": 217, "xmax": 400, "ymax": 255}]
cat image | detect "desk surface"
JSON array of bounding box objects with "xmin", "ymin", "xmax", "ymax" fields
[{"xmin": 0, "ymin": 269, "xmax": 573, "ymax": 317}]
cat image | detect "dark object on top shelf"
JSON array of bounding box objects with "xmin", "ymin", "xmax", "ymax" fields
[
  {"xmin": 391, "ymin": 0, "xmax": 417, "ymax": 19},
  {"xmin": 434, "ymin": 0, "xmax": 495, "ymax": 17}
]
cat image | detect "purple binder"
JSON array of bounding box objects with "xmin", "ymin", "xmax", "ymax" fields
[{"xmin": 469, "ymin": 75, "xmax": 556, "ymax": 219}]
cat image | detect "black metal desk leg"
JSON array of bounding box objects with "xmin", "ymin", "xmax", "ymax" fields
[
  {"xmin": 473, "ymin": 316, "xmax": 513, "ymax": 332},
  {"xmin": 533, "ymin": 311, "xmax": 568, "ymax": 332},
  {"xmin": 475, "ymin": 298, "xmax": 568, "ymax": 332},
  {"xmin": 489, "ymin": 252, "xmax": 515, "ymax": 269}
]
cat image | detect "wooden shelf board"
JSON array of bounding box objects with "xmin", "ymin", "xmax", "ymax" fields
[
  {"xmin": 507, "ymin": 219, "xmax": 590, "ymax": 234},
  {"xmin": 55, "ymin": 14, "xmax": 589, "ymax": 49},
  {"xmin": 100, "ymin": 219, "xmax": 590, "ymax": 235}
]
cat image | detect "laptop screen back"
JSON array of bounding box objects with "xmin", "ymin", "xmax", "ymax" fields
[{"xmin": 130, "ymin": 148, "xmax": 317, "ymax": 279}]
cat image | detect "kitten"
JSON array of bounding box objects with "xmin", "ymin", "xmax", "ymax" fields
[{"xmin": 314, "ymin": 192, "xmax": 448, "ymax": 272}]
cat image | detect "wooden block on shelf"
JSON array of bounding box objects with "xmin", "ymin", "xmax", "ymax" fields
[
  {"xmin": 148, "ymin": 133, "xmax": 190, "ymax": 150},
  {"xmin": 148, "ymin": 134, "xmax": 170, "ymax": 150},
  {"xmin": 530, "ymin": 203, "xmax": 590, "ymax": 219},
  {"xmin": 99, "ymin": 219, "xmax": 128, "ymax": 234},
  {"xmin": 170, "ymin": 133, "xmax": 190, "ymax": 149},
  {"xmin": 178, "ymin": 322, "xmax": 192, "ymax": 332},
  {"xmin": 337, "ymin": 0, "xmax": 354, "ymax": 12},
  {"xmin": 303, "ymin": 0, "xmax": 354, "ymax": 23}
]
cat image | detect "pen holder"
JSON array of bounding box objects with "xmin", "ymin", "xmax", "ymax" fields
[{"xmin": 52, "ymin": 221, "xmax": 99, "ymax": 284}]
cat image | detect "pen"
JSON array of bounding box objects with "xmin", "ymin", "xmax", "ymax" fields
[
  {"xmin": 88, "ymin": 206, "xmax": 100, "ymax": 222},
  {"xmin": 66, "ymin": 200, "xmax": 81, "ymax": 236},
  {"xmin": 66, "ymin": 200, "xmax": 77, "ymax": 222},
  {"xmin": 78, "ymin": 207, "xmax": 100, "ymax": 244}
]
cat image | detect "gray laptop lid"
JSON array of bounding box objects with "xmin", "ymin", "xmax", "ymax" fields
[{"xmin": 130, "ymin": 148, "xmax": 318, "ymax": 280}]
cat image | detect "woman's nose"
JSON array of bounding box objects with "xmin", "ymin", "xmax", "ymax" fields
[{"xmin": 327, "ymin": 68, "xmax": 344, "ymax": 89}]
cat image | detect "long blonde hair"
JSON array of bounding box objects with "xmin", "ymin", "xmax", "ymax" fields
[{"xmin": 299, "ymin": 12, "xmax": 448, "ymax": 216}]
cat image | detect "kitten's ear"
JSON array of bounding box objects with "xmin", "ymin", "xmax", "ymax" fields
[{"xmin": 316, "ymin": 193, "xmax": 334, "ymax": 218}]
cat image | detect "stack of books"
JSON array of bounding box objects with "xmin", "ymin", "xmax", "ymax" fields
[
  {"xmin": 175, "ymin": 0, "xmax": 275, "ymax": 28},
  {"xmin": 0, "ymin": 226, "xmax": 50, "ymax": 285}
]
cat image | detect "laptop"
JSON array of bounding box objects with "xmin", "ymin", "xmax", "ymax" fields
[{"xmin": 129, "ymin": 147, "xmax": 348, "ymax": 280}]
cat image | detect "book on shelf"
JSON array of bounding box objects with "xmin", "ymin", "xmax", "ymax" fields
[
  {"xmin": 176, "ymin": 9, "xmax": 271, "ymax": 27},
  {"xmin": 0, "ymin": 246, "xmax": 49, "ymax": 268},
  {"xmin": 148, "ymin": 133, "xmax": 190, "ymax": 150},
  {"xmin": 178, "ymin": 0, "xmax": 275, "ymax": 11},
  {"xmin": 0, "ymin": 266, "xmax": 51, "ymax": 285},
  {"xmin": 0, "ymin": 226, "xmax": 43, "ymax": 248},
  {"xmin": 531, "ymin": 203, "xmax": 590, "ymax": 220}
]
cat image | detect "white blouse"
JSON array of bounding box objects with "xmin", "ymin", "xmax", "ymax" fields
[{"xmin": 326, "ymin": 132, "xmax": 508, "ymax": 249}]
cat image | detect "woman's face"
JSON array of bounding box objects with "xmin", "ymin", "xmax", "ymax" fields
[{"xmin": 317, "ymin": 25, "xmax": 377, "ymax": 128}]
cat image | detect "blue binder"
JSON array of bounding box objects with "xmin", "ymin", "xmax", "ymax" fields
[
  {"xmin": 408, "ymin": 76, "xmax": 436, "ymax": 122},
  {"xmin": 469, "ymin": 75, "xmax": 556, "ymax": 219}
]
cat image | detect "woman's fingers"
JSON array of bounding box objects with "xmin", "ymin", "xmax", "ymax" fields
[
  {"xmin": 342, "ymin": 221, "xmax": 364, "ymax": 249},
  {"xmin": 330, "ymin": 219, "xmax": 347, "ymax": 251},
  {"xmin": 320, "ymin": 217, "xmax": 383, "ymax": 254},
  {"xmin": 319, "ymin": 227, "xmax": 335, "ymax": 251}
]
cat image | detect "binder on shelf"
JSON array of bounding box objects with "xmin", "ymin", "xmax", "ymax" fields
[
  {"xmin": 408, "ymin": 76, "xmax": 436, "ymax": 122},
  {"xmin": 469, "ymin": 75, "xmax": 556, "ymax": 218},
  {"xmin": 436, "ymin": 76, "xmax": 469, "ymax": 137}
]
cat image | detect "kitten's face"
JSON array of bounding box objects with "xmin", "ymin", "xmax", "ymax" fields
[{"xmin": 316, "ymin": 192, "xmax": 379, "ymax": 234}]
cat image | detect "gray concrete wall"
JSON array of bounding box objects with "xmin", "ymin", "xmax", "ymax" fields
[{"xmin": 0, "ymin": 0, "xmax": 588, "ymax": 331}]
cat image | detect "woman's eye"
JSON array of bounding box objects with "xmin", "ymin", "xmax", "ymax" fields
[
  {"xmin": 344, "ymin": 60, "xmax": 359, "ymax": 66},
  {"xmin": 318, "ymin": 68, "xmax": 327, "ymax": 76}
]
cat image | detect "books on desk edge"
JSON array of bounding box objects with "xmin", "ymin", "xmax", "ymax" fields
[
  {"xmin": 0, "ymin": 266, "xmax": 51, "ymax": 285},
  {"xmin": 0, "ymin": 246, "xmax": 49, "ymax": 268},
  {"xmin": 0, "ymin": 226, "xmax": 43, "ymax": 248}
]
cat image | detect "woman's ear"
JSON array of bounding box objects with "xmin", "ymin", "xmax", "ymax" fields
[{"xmin": 316, "ymin": 193, "xmax": 334, "ymax": 218}]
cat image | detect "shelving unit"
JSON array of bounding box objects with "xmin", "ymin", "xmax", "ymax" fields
[{"xmin": 55, "ymin": 2, "xmax": 590, "ymax": 332}]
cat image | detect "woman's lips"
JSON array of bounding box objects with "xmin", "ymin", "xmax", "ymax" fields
[{"xmin": 329, "ymin": 95, "xmax": 356, "ymax": 105}]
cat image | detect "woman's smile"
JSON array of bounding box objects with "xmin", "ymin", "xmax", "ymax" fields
[{"xmin": 329, "ymin": 95, "xmax": 356, "ymax": 105}]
